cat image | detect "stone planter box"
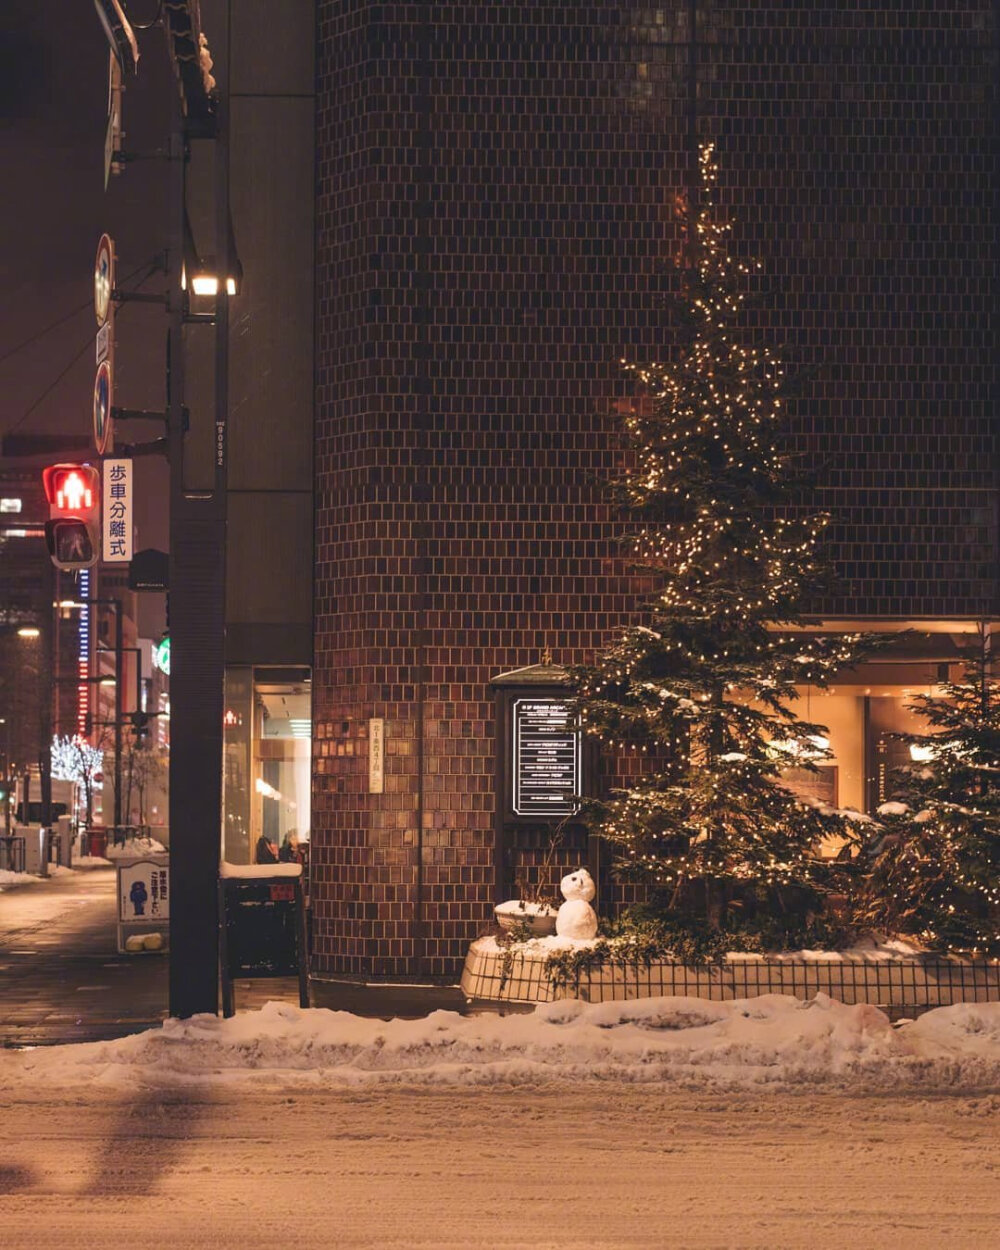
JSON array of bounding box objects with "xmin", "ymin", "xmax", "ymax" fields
[
  {"xmin": 460, "ymin": 937, "xmax": 1000, "ymax": 1015},
  {"xmin": 493, "ymin": 900, "xmax": 558, "ymax": 937}
]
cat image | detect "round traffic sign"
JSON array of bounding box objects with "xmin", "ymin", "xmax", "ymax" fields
[
  {"xmin": 94, "ymin": 358, "xmax": 114, "ymax": 455},
  {"xmin": 94, "ymin": 234, "xmax": 115, "ymax": 327}
]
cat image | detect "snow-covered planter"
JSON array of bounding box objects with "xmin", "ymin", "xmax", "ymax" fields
[
  {"xmin": 461, "ymin": 934, "xmax": 1000, "ymax": 1013},
  {"xmin": 494, "ymin": 899, "xmax": 558, "ymax": 937}
]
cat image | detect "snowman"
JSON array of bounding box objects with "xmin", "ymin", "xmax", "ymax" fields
[{"xmin": 555, "ymin": 867, "xmax": 598, "ymax": 940}]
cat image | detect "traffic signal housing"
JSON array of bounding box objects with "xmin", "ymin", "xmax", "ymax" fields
[
  {"xmin": 41, "ymin": 463, "xmax": 101, "ymax": 570},
  {"xmin": 130, "ymin": 710, "xmax": 151, "ymax": 745}
]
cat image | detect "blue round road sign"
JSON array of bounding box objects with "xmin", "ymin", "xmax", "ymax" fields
[{"xmin": 94, "ymin": 358, "xmax": 113, "ymax": 455}]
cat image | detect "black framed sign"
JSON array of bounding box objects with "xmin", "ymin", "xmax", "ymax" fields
[
  {"xmin": 511, "ymin": 696, "xmax": 581, "ymax": 818},
  {"xmin": 492, "ymin": 662, "xmax": 596, "ymax": 905}
]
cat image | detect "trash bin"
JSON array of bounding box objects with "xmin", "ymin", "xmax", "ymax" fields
[{"xmin": 84, "ymin": 825, "xmax": 108, "ymax": 858}]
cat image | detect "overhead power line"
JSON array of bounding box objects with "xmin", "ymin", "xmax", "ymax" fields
[
  {"xmin": 1, "ymin": 260, "xmax": 166, "ymax": 439},
  {"xmin": 0, "ymin": 260, "xmax": 164, "ymax": 369}
]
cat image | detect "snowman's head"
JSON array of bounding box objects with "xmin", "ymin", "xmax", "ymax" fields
[{"xmin": 560, "ymin": 868, "xmax": 596, "ymax": 902}]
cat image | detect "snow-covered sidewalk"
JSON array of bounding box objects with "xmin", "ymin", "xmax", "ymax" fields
[
  {"xmin": 6, "ymin": 993, "xmax": 1000, "ymax": 1093},
  {"xmin": 0, "ymin": 858, "xmax": 111, "ymax": 891}
]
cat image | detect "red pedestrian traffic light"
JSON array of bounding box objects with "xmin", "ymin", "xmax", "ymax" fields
[{"xmin": 41, "ymin": 463, "xmax": 101, "ymax": 569}]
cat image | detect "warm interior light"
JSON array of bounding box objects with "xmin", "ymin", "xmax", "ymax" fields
[
  {"xmin": 190, "ymin": 273, "xmax": 238, "ymax": 297},
  {"xmin": 17, "ymin": 627, "xmax": 40, "ymax": 638},
  {"xmin": 910, "ymin": 744, "xmax": 935, "ymax": 762},
  {"xmin": 770, "ymin": 733, "xmax": 829, "ymax": 760}
]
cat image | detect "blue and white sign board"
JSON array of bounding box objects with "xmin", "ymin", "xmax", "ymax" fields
[
  {"xmin": 102, "ymin": 457, "xmax": 132, "ymax": 562},
  {"xmin": 118, "ymin": 858, "xmax": 170, "ymax": 922},
  {"xmin": 116, "ymin": 854, "xmax": 169, "ymax": 954}
]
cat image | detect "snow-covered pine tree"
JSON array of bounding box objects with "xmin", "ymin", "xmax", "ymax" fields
[
  {"xmin": 572, "ymin": 144, "xmax": 868, "ymax": 938},
  {"xmin": 859, "ymin": 626, "xmax": 1000, "ymax": 954}
]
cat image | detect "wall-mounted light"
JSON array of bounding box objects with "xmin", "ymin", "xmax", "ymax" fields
[{"xmin": 182, "ymin": 210, "xmax": 243, "ymax": 298}]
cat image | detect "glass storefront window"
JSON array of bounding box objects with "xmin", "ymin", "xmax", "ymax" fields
[
  {"xmin": 222, "ymin": 666, "xmax": 311, "ymax": 866},
  {"xmin": 222, "ymin": 667, "xmax": 252, "ymax": 864}
]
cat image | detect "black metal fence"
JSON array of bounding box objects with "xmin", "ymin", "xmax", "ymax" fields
[
  {"xmin": 463, "ymin": 947, "xmax": 1000, "ymax": 1018},
  {"xmin": 0, "ymin": 835, "xmax": 26, "ymax": 874}
]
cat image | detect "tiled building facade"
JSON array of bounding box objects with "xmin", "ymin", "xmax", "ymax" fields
[{"xmin": 308, "ymin": 3, "xmax": 998, "ymax": 981}]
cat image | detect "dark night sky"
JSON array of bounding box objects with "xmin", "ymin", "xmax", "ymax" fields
[{"xmin": 2, "ymin": 3, "xmax": 183, "ymax": 627}]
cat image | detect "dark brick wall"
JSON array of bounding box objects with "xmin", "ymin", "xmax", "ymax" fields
[
  {"xmin": 313, "ymin": 3, "xmax": 998, "ymax": 978},
  {"xmin": 694, "ymin": 1, "xmax": 998, "ymax": 618}
]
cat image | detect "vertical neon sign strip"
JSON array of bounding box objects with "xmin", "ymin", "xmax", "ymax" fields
[{"xmin": 77, "ymin": 570, "xmax": 91, "ymax": 737}]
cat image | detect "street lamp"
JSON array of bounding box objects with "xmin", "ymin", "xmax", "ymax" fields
[
  {"xmin": 183, "ymin": 209, "xmax": 242, "ymax": 298},
  {"xmin": 87, "ymin": 2, "xmax": 231, "ymax": 1018}
]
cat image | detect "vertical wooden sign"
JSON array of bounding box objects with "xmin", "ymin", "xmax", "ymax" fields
[{"xmin": 369, "ymin": 718, "xmax": 385, "ymax": 793}]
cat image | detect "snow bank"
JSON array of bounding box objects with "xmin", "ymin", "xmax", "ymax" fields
[
  {"xmin": 7, "ymin": 994, "xmax": 1000, "ymax": 1093},
  {"xmin": 0, "ymin": 868, "xmax": 40, "ymax": 891},
  {"xmin": 0, "ymin": 863, "xmax": 80, "ymax": 890},
  {"xmin": 104, "ymin": 836, "xmax": 166, "ymax": 859}
]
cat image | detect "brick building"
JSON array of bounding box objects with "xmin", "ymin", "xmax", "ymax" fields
[{"xmin": 210, "ymin": 3, "xmax": 998, "ymax": 981}]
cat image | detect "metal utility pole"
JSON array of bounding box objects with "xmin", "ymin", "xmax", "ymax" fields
[
  {"xmin": 165, "ymin": 96, "xmax": 227, "ymax": 1021},
  {"xmin": 91, "ymin": 2, "xmax": 228, "ymax": 1018}
]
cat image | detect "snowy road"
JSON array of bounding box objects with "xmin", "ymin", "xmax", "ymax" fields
[
  {"xmin": 2, "ymin": 1082, "xmax": 998, "ymax": 1249},
  {"xmin": 3, "ymin": 872, "xmax": 999, "ymax": 1247}
]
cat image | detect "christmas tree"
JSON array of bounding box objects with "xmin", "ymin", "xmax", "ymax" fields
[
  {"xmin": 572, "ymin": 145, "xmax": 867, "ymax": 939},
  {"xmin": 858, "ymin": 627, "xmax": 1000, "ymax": 954}
]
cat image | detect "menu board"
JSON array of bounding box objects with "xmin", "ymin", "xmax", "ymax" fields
[{"xmin": 512, "ymin": 698, "xmax": 581, "ymax": 817}]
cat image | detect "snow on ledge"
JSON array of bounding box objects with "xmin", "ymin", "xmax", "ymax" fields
[
  {"xmin": 219, "ymin": 861, "xmax": 301, "ymax": 879},
  {"xmin": 105, "ymin": 837, "xmax": 166, "ymax": 859},
  {"xmin": 467, "ymin": 932, "xmax": 933, "ymax": 964}
]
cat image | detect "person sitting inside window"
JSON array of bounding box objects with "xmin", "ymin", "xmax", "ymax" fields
[
  {"xmin": 279, "ymin": 829, "xmax": 301, "ymax": 864},
  {"xmin": 255, "ymin": 834, "xmax": 278, "ymax": 864}
]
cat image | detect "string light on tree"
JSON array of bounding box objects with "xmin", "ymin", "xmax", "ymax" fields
[
  {"xmin": 859, "ymin": 626, "xmax": 1000, "ymax": 956},
  {"xmin": 570, "ymin": 144, "xmax": 871, "ymax": 938}
]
